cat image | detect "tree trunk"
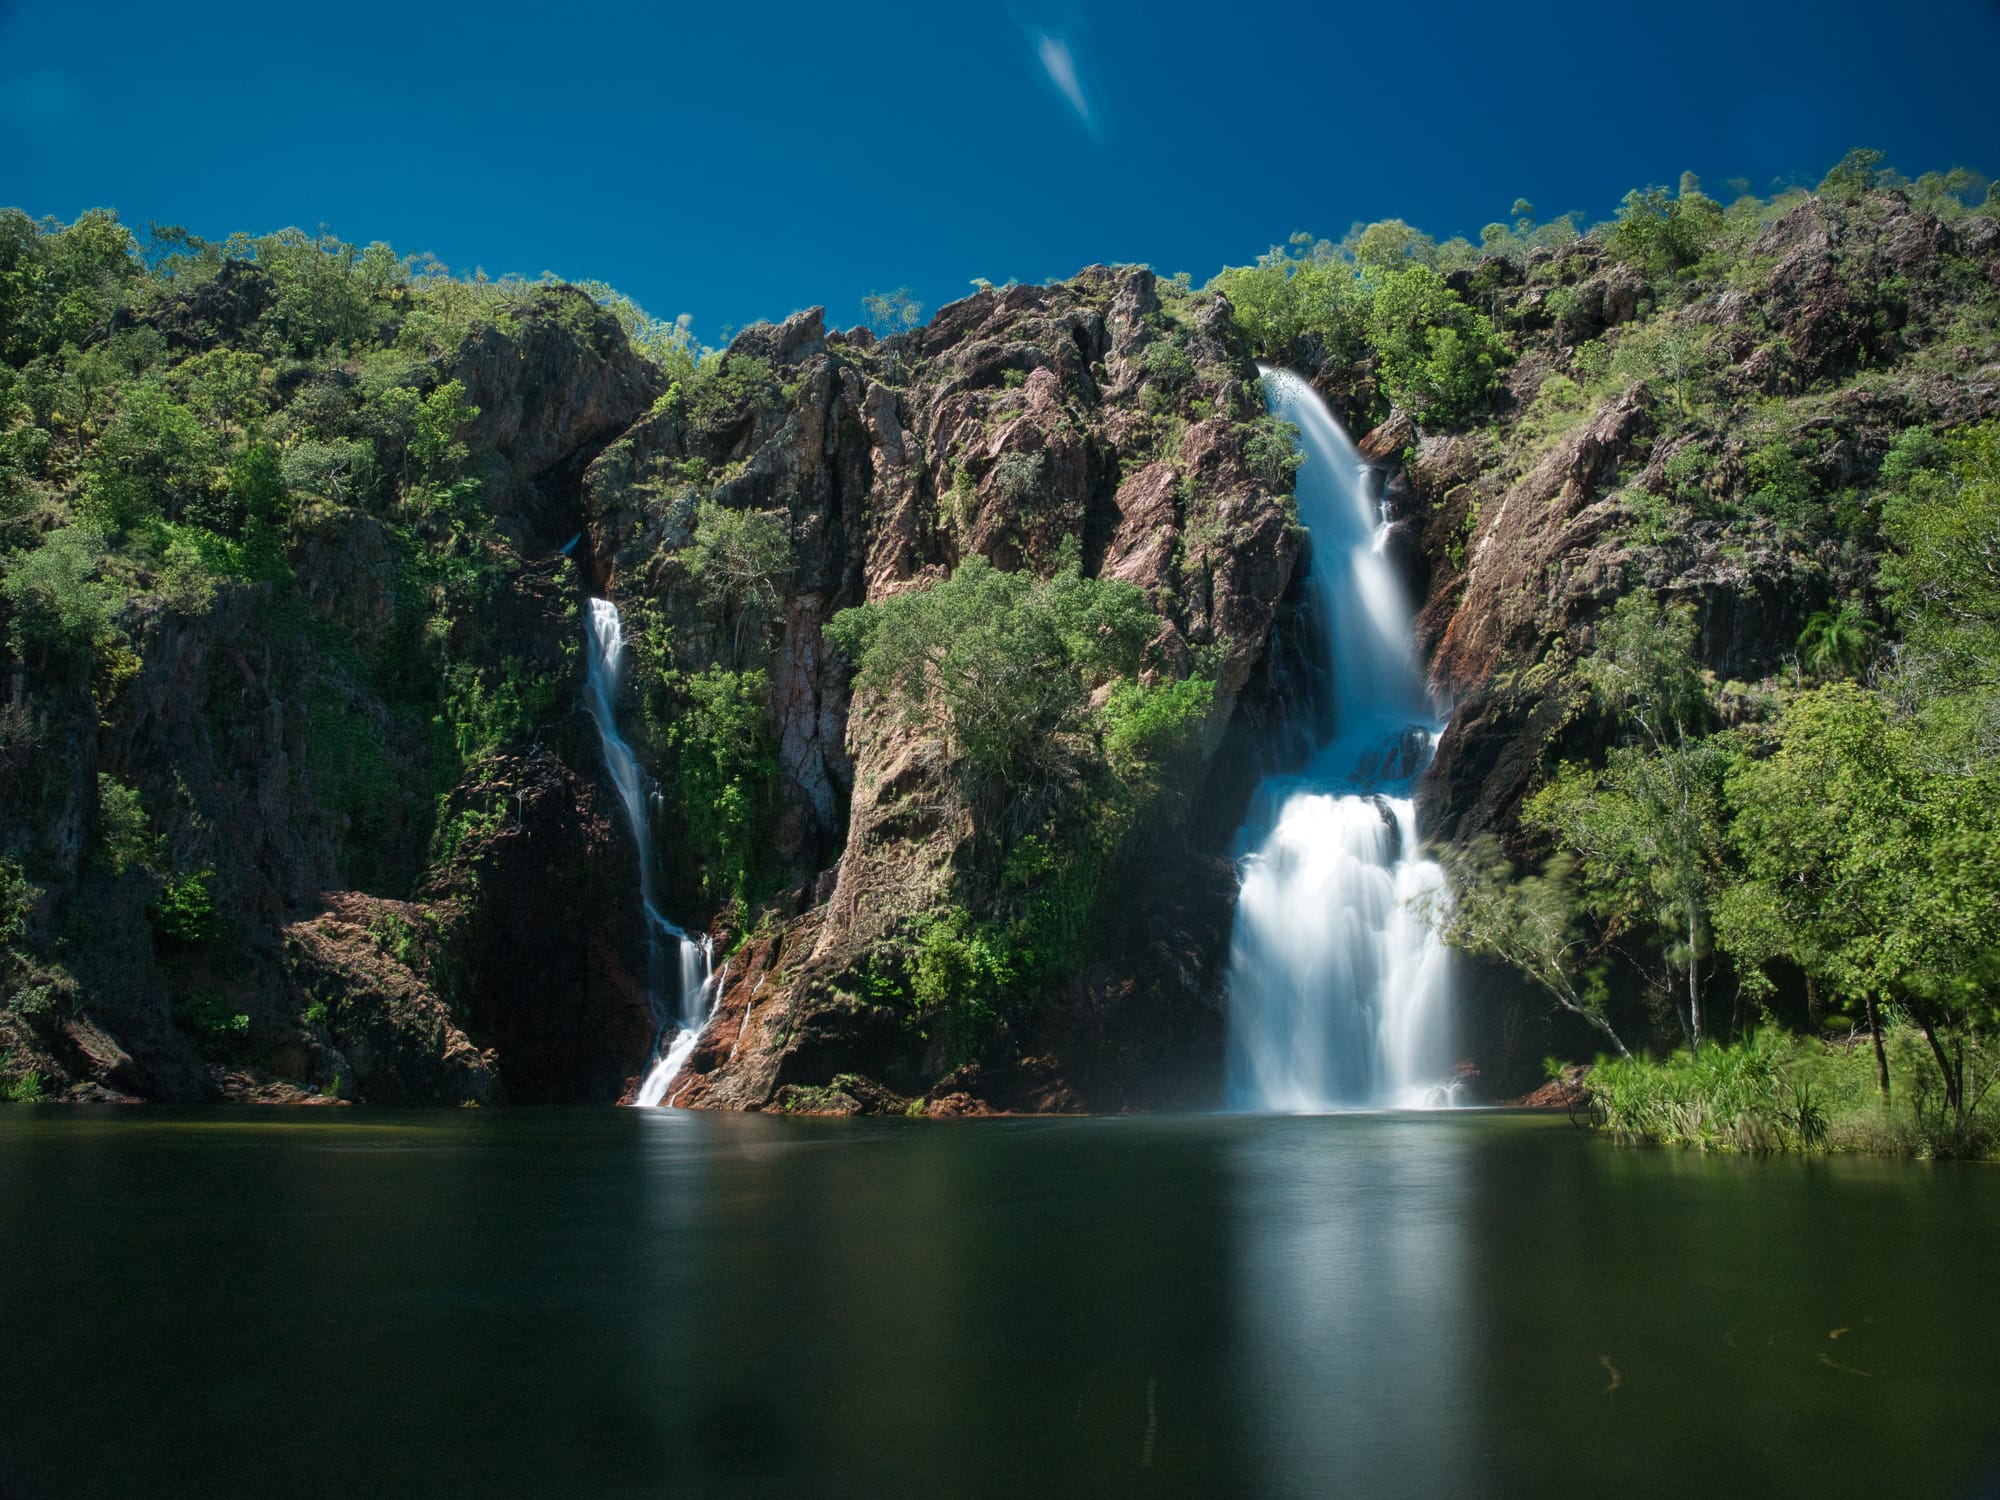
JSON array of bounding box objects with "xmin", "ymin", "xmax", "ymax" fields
[
  {"xmin": 1914, "ymin": 1012, "xmax": 1963, "ymax": 1119},
  {"xmin": 1866, "ymin": 993, "xmax": 1891, "ymax": 1102},
  {"xmin": 1687, "ymin": 911, "xmax": 1702, "ymax": 1051},
  {"xmin": 1587, "ymin": 1010, "xmax": 1633, "ymax": 1061}
]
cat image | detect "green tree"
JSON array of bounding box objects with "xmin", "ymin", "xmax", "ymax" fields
[
  {"xmin": 1818, "ymin": 148, "xmax": 1887, "ymax": 204},
  {"xmin": 1349, "ymin": 220, "xmax": 1436, "ymax": 279},
  {"xmin": 258, "ymin": 229, "xmax": 372, "ymax": 354},
  {"xmin": 1364, "ymin": 266, "xmax": 1507, "ymax": 425},
  {"xmin": 684, "ymin": 501, "xmax": 791, "ymax": 665},
  {"xmin": 1611, "ymin": 319, "xmax": 1722, "ymax": 421},
  {"xmin": 1210, "ymin": 238, "xmax": 1369, "ymax": 370},
  {"xmin": 1880, "ymin": 422, "xmax": 2000, "ymax": 700},
  {"xmin": 0, "ymin": 208, "xmax": 140, "ymax": 365},
  {"xmin": 96, "ymin": 774, "xmax": 158, "ymax": 875},
  {"xmin": 669, "ymin": 667, "xmax": 777, "ymax": 907},
  {"xmin": 2, "ymin": 526, "xmax": 122, "ymax": 661},
  {"xmin": 827, "ymin": 546, "xmax": 1155, "ymax": 829},
  {"xmin": 408, "ymin": 379, "xmax": 478, "ymax": 484},
  {"xmin": 1430, "ymin": 838, "xmax": 1633, "ymax": 1059},
  {"xmin": 1719, "ymin": 685, "xmax": 2000, "ymax": 1112},
  {"xmin": 1607, "ymin": 179, "xmax": 1722, "ymax": 278},
  {"xmin": 82, "ymin": 382, "xmax": 219, "ymax": 532},
  {"xmin": 1531, "ymin": 594, "xmax": 1726, "ymax": 1047},
  {"xmin": 861, "ymin": 288, "xmax": 925, "ymax": 341},
  {"xmin": 1796, "ymin": 604, "xmax": 1879, "ymax": 680}
]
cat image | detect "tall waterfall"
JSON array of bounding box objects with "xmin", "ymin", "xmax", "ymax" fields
[
  {"xmin": 581, "ymin": 598, "xmax": 720, "ymax": 1107},
  {"xmin": 1223, "ymin": 370, "xmax": 1455, "ymax": 1111}
]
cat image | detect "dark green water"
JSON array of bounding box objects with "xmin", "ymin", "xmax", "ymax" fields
[{"xmin": 0, "ymin": 1109, "xmax": 1995, "ymax": 1498}]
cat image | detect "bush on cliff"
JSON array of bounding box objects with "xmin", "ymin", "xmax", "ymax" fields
[
  {"xmin": 1364, "ymin": 266, "xmax": 1508, "ymax": 425},
  {"xmin": 669, "ymin": 666, "xmax": 778, "ymax": 912},
  {"xmin": 829, "ymin": 544, "xmax": 1215, "ymax": 1053},
  {"xmin": 828, "ymin": 542, "xmax": 1157, "ymax": 832}
]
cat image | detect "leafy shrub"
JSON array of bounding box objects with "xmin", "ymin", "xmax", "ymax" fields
[
  {"xmin": 150, "ymin": 870, "xmax": 219, "ymax": 946},
  {"xmin": 684, "ymin": 500, "xmax": 790, "ymax": 664},
  {"xmin": 82, "ymin": 382, "xmax": 219, "ymax": 531},
  {"xmin": 96, "ymin": 774, "xmax": 158, "ymax": 876},
  {"xmin": 1140, "ymin": 337, "xmax": 1194, "ymax": 394},
  {"xmin": 1364, "ymin": 266, "xmax": 1507, "ymax": 424},
  {"xmin": 1745, "ymin": 440, "xmax": 1817, "ymax": 526},
  {"xmin": 2, "ymin": 1059, "xmax": 47, "ymax": 1103},
  {"xmin": 258, "ymin": 229, "xmax": 374, "ymax": 354},
  {"xmin": 439, "ymin": 660, "xmax": 558, "ymax": 769},
  {"xmin": 668, "ymin": 354, "xmax": 784, "ymax": 436},
  {"xmin": 827, "ymin": 544, "xmax": 1154, "ymax": 827},
  {"xmin": 1244, "ymin": 417, "xmax": 1304, "ymax": 491},
  {"xmin": 0, "ymin": 858, "xmax": 36, "ymax": 946},
  {"xmin": 669, "ymin": 667, "xmax": 777, "ymax": 907},
  {"xmin": 1102, "ymin": 675, "xmax": 1213, "ymax": 787},
  {"xmin": 1209, "ymin": 238, "xmax": 1369, "ymax": 369},
  {"xmin": 172, "ymin": 990, "xmax": 249, "ymax": 1060},
  {"xmin": 2, "ymin": 527, "xmax": 122, "ymax": 660},
  {"xmin": 1607, "ymin": 178, "xmax": 1723, "ymax": 279}
]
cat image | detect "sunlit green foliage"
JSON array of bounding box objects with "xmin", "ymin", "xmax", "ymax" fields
[
  {"xmin": 684, "ymin": 500, "xmax": 790, "ymax": 666},
  {"xmin": 150, "ymin": 869, "xmax": 219, "ymax": 946},
  {"xmin": 669, "ymin": 666, "xmax": 778, "ymax": 910},
  {"xmin": 1364, "ymin": 266, "xmax": 1507, "ymax": 424},
  {"xmin": 95, "ymin": 774, "xmax": 158, "ymax": 876},
  {"xmin": 1209, "ymin": 234, "xmax": 1369, "ymax": 371},
  {"xmin": 827, "ymin": 544, "xmax": 1155, "ymax": 824},
  {"xmin": 1606, "ymin": 174, "xmax": 1723, "ymax": 279},
  {"xmin": 2, "ymin": 526, "xmax": 121, "ymax": 660},
  {"xmin": 1881, "ymin": 422, "xmax": 2000, "ymax": 699}
]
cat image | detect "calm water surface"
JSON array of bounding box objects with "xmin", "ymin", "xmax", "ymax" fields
[{"xmin": 0, "ymin": 1108, "xmax": 1995, "ymax": 1498}]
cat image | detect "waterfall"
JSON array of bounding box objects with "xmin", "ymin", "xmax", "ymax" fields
[
  {"xmin": 581, "ymin": 597, "xmax": 718, "ymax": 1106},
  {"xmin": 1223, "ymin": 370, "xmax": 1456, "ymax": 1112}
]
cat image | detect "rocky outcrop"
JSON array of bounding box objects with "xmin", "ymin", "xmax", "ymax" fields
[
  {"xmin": 452, "ymin": 286, "xmax": 662, "ymax": 551},
  {"xmin": 0, "ymin": 289, "xmax": 672, "ymax": 1105},
  {"xmin": 1411, "ymin": 190, "xmax": 2000, "ymax": 846},
  {"xmin": 282, "ymin": 893, "xmax": 494, "ymax": 1104},
  {"xmin": 604, "ymin": 267, "xmax": 1303, "ymax": 1112},
  {"xmin": 1424, "ymin": 388, "xmax": 1651, "ymax": 696}
]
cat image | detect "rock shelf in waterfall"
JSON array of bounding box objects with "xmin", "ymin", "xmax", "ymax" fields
[
  {"xmin": 1223, "ymin": 370, "xmax": 1457, "ymax": 1112},
  {"xmin": 580, "ymin": 597, "xmax": 719, "ymax": 1106}
]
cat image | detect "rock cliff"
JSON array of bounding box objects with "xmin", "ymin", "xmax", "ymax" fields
[{"xmin": 4, "ymin": 183, "xmax": 1997, "ymax": 1108}]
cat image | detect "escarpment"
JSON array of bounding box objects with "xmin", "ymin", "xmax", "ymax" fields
[{"xmin": 4, "ymin": 177, "xmax": 1998, "ymax": 1109}]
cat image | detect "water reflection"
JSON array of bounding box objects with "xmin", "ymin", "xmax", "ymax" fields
[
  {"xmin": 1228, "ymin": 1118, "xmax": 1471, "ymax": 1497},
  {"xmin": 2, "ymin": 1110, "xmax": 1998, "ymax": 1497}
]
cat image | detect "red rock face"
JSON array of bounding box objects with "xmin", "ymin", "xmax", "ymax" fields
[
  {"xmin": 588, "ymin": 267, "xmax": 1308, "ymax": 1113},
  {"xmin": 1426, "ymin": 388, "xmax": 1652, "ymax": 698}
]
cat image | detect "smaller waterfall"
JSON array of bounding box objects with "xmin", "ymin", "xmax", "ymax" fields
[{"xmin": 581, "ymin": 598, "xmax": 717, "ymax": 1106}]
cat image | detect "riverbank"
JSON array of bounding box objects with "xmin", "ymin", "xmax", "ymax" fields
[{"xmin": 1569, "ymin": 1026, "xmax": 1999, "ymax": 1159}]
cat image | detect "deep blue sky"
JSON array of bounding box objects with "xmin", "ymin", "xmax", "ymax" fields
[{"xmin": 5, "ymin": 0, "xmax": 1999, "ymax": 342}]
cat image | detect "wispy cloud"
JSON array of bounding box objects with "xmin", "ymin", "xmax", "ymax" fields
[
  {"xmin": 1011, "ymin": 5, "xmax": 1108, "ymax": 143},
  {"xmin": 1035, "ymin": 34, "xmax": 1090, "ymax": 127}
]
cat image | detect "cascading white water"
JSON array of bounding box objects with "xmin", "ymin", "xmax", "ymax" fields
[
  {"xmin": 581, "ymin": 597, "xmax": 719, "ymax": 1106},
  {"xmin": 1224, "ymin": 370, "xmax": 1456, "ymax": 1111}
]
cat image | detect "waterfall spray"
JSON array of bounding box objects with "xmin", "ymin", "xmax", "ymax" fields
[
  {"xmin": 581, "ymin": 597, "xmax": 719, "ymax": 1106},
  {"xmin": 1223, "ymin": 371, "xmax": 1456, "ymax": 1111}
]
